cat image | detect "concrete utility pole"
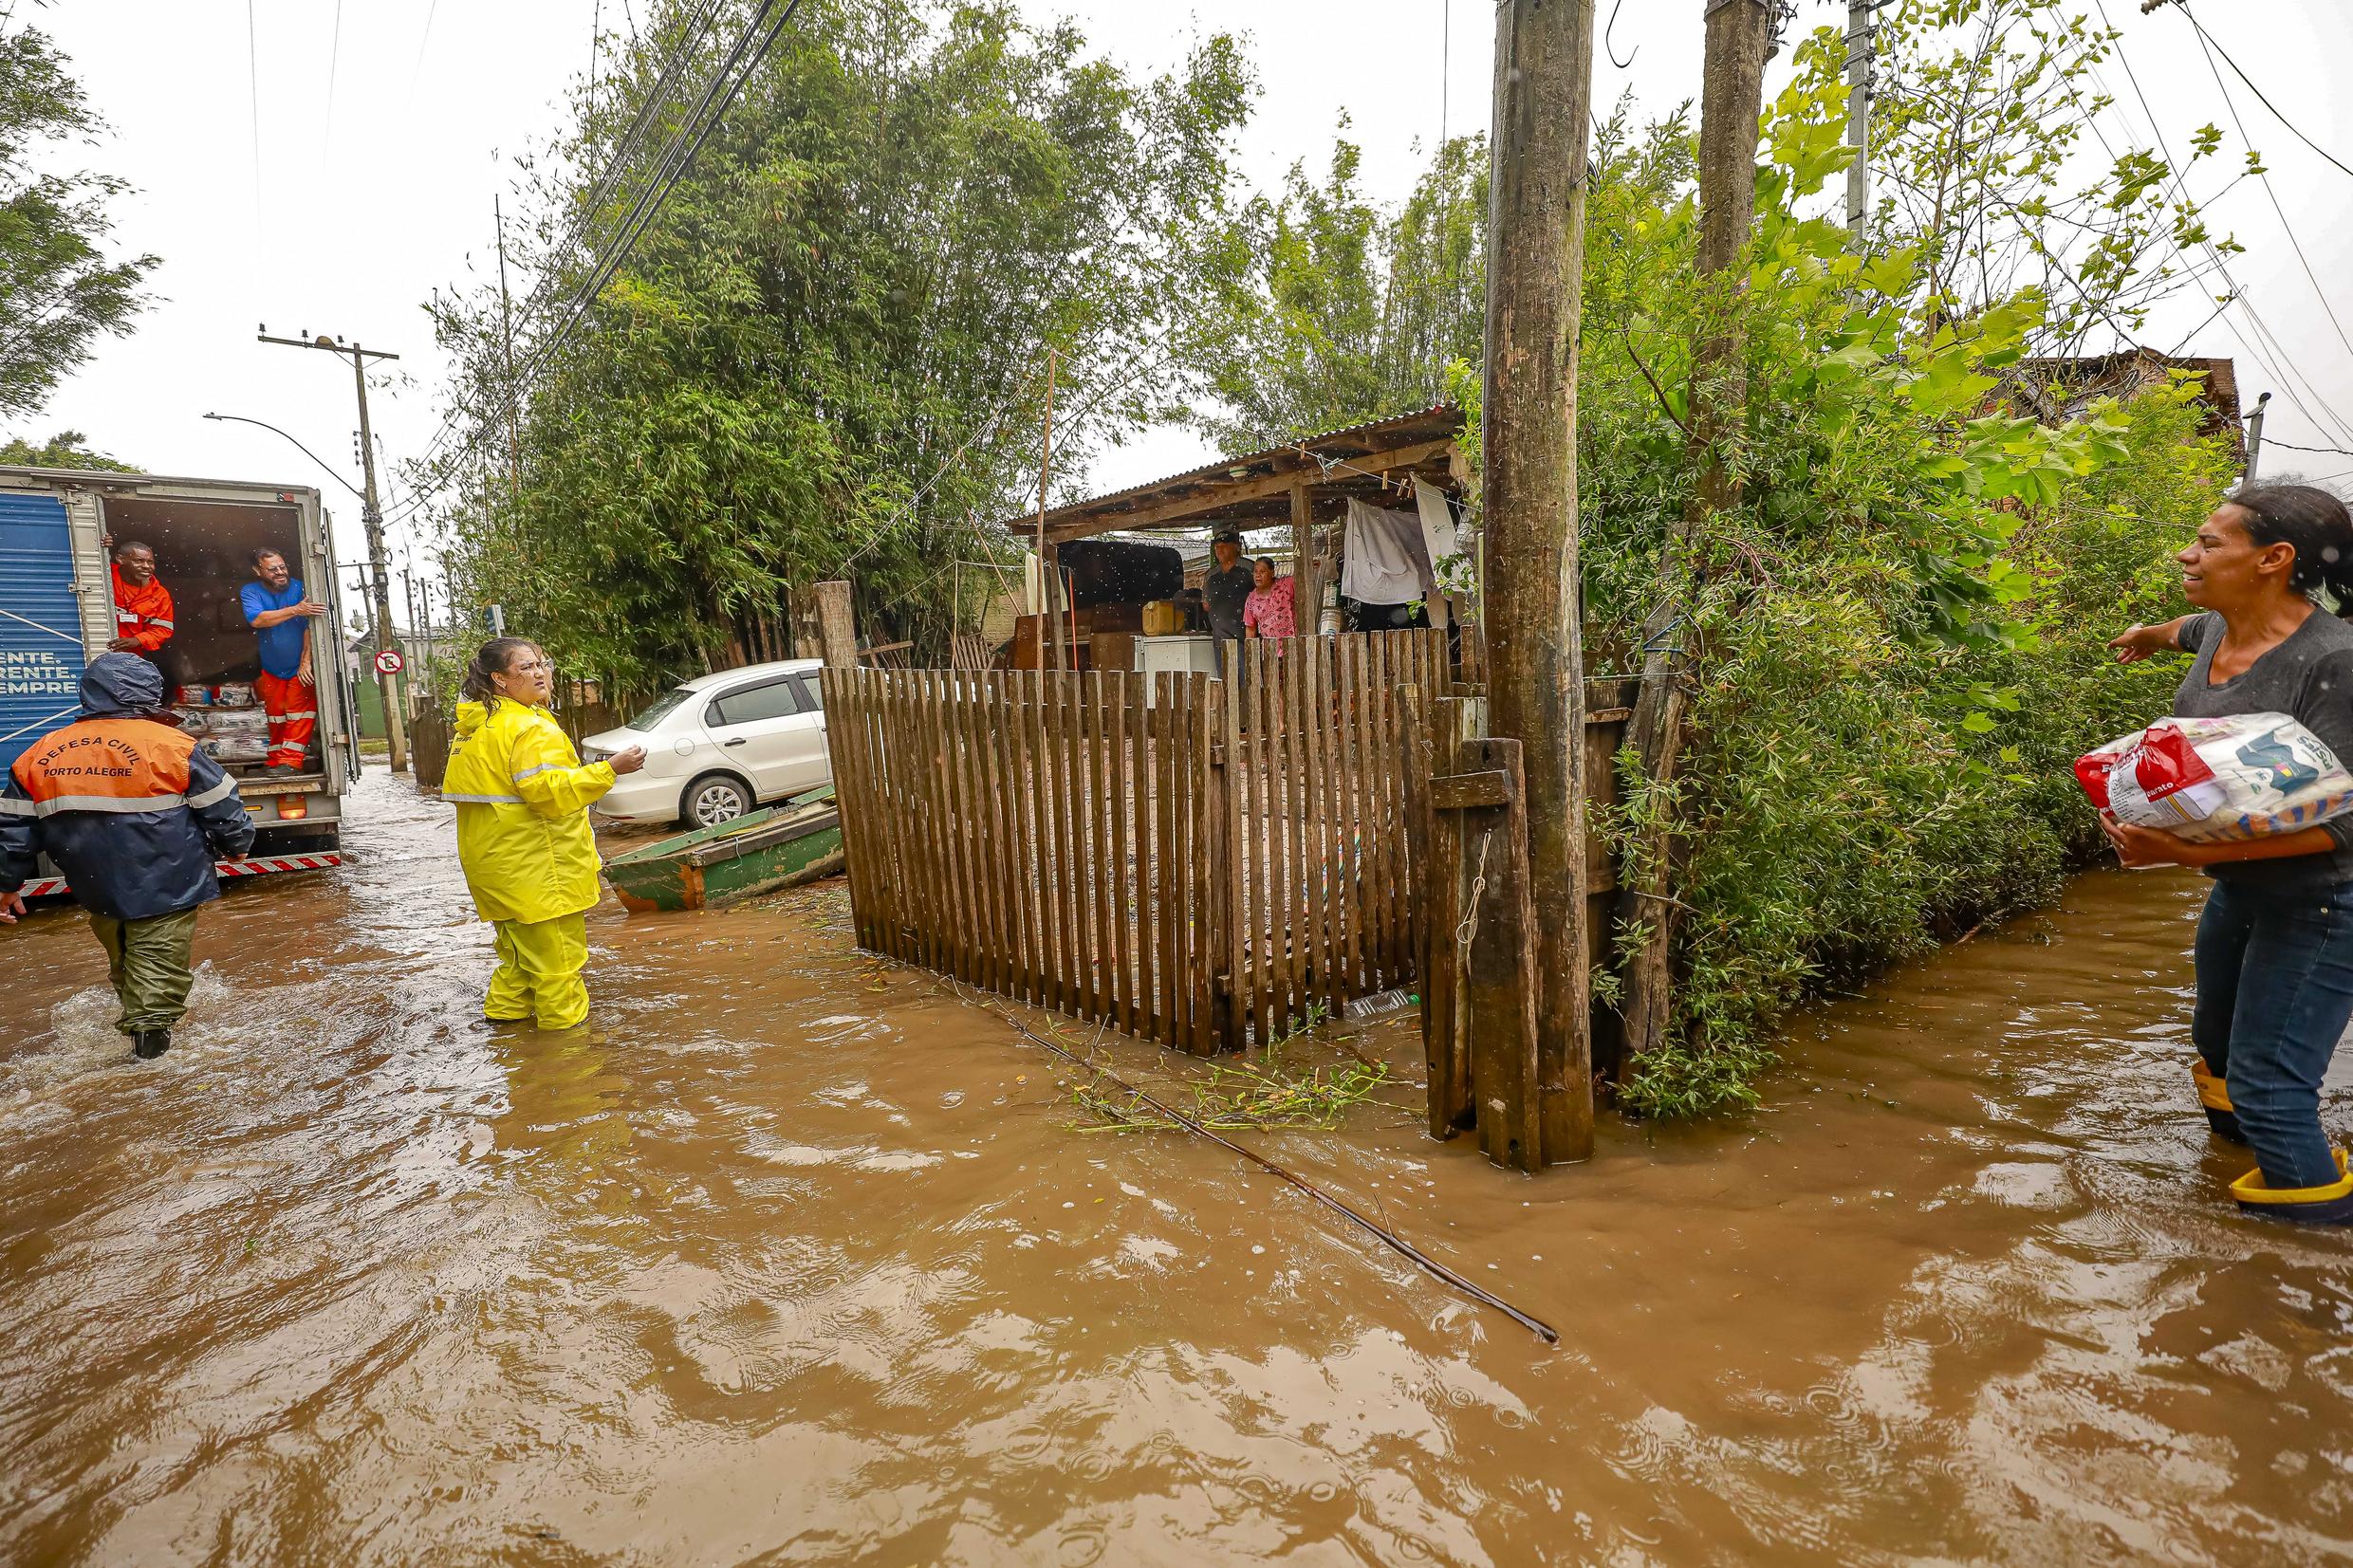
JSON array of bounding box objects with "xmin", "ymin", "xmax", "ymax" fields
[
  {"xmin": 1845, "ymin": 0, "xmax": 1875, "ymax": 237},
  {"xmin": 259, "ymin": 331, "xmax": 410, "ymax": 773},
  {"xmin": 2245, "ymin": 390, "xmax": 2271, "ymax": 482},
  {"xmin": 1617, "ymin": 0, "xmax": 1777, "ymax": 1071},
  {"xmin": 1482, "ymin": 0, "xmax": 1599, "ymax": 1164}
]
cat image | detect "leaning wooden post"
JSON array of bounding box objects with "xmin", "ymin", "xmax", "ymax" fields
[
  {"xmin": 815, "ymin": 579, "xmax": 857, "ymax": 669},
  {"xmin": 1617, "ymin": 0, "xmax": 1774, "ymax": 1070},
  {"xmin": 1481, "ymin": 0, "xmax": 1598, "ymax": 1163}
]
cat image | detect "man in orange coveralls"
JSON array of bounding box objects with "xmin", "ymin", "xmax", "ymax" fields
[
  {"xmin": 239, "ymin": 547, "xmax": 325, "ymax": 776},
  {"xmin": 102, "ymin": 535, "xmax": 175, "ymax": 663}
]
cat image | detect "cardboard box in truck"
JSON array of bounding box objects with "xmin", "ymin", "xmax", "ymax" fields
[{"xmin": 0, "ymin": 467, "xmax": 361, "ymax": 898}]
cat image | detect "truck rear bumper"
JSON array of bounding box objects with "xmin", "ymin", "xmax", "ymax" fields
[{"xmin": 17, "ymin": 853, "xmax": 344, "ymax": 899}]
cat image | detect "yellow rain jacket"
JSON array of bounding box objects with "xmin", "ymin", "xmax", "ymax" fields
[{"xmin": 443, "ymin": 699, "xmax": 617, "ymax": 924}]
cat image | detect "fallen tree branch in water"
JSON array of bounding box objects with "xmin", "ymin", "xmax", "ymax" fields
[{"xmin": 943, "ymin": 977, "xmax": 1562, "ymax": 1347}]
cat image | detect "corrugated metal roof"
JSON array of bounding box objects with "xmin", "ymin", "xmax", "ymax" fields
[{"xmin": 1003, "ymin": 404, "xmax": 1467, "ymax": 542}]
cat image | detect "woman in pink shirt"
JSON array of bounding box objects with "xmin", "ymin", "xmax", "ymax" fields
[{"xmin": 1242, "ymin": 557, "xmax": 1296, "ymax": 639}]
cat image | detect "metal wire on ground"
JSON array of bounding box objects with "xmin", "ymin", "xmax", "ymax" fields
[{"xmin": 942, "ymin": 976, "xmax": 1563, "ymax": 1346}]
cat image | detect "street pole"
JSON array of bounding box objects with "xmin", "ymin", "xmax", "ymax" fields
[
  {"xmin": 1483, "ymin": 0, "xmax": 1599, "ymax": 1163},
  {"xmin": 1616, "ymin": 0, "xmax": 1776, "ymax": 1071},
  {"xmin": 258, "ymin": 331, "xmax": 409, "ymax": 773},
  {"xmin": 1845, "ymin": 0, "xmax": 1875, "ymax": 238},
  {"xmin": 2246, "ymin": 390, "xmax": 2271, "ymax": 483}
]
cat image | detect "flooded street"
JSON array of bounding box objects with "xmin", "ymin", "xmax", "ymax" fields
[{"xmin": 8, "ymin": 772, "xmax": 2353, "ymax": 1564}]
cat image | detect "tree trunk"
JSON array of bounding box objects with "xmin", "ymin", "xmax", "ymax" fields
[
  {"xmin": 1616, "ymin": 0, "xmax": 1776, "ymax": 1073},
  {"xmin": 1481, "ymin": 0, "xmax": 1600, "ymax": 1163}
]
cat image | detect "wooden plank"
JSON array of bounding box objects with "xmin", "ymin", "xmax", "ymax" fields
[
  {"xmin": 1168, "ymin": 675, "xmax": 1195, "ymax": 1049},
  {"xmin": 1238, "ymin": 646, "xmax": 1264, "ymax": 1047},
  {"xmin": 861, "ymin": 673, "xmax": 901, "ymax": 961},
  {"xmin": 1301, "ymin": 635, "xmax": 1330, "ymax": 1017},
  {"xmin": 1055, "ymin": 671, "xmax": 1087, "ymax": 1020},
  {"xmin": 877, "ymin": 674, "xmax": 917, "ymax": 965},
  {"xmin": 1336, "ymin": 634, "xmax": 1363, "ymax": 1000},
  {"xmin": 1187, "ymin": 675, "xmax": 1216, "ymax": 1054},
  {"xmin": 1011, "ymin": 673, "xmax": 1046, "ymax": 1005},
  {"xmin": 1430, "ymin": 770, "xmax": 1512, "ymax": 811},
  {"xmin": 1133, "ymin": 672, "xmax": 1160, "ymax": 1041},
  {"xmin": 1466, "ymin": 736, "xmax": 1544, "ymax": 1174},
  {"xmin": 929, "ymin": 671, "xmax": 969, "ymax": 983},
  {"xmin": 1155, "ymin": 673, "xmax": 1180, "ymax": 1045},
  {"xmin": 1371, "ymin": 632, "xmax": 1399, "ymax": 984},
  {"xmin": 965, "ymin": 672, "xmax": 1004, "ymax": 994},
  {"xmin": 1399, "ymin": 683, "xmax": 1453, "ymax": 1137},
  {"xmin": 913, "ymin": 672, "xmax": 953, "ymax": 977},
  {"xmin": 1210, "ymin": 675, "xmax": 1242, "ymax": 1050},
  {"xmin": 1036, "ymin": 671, "xmax": 1066, "ymax": 1012},
  {"xmin": 1089, "ymin": 671, "xmax": 1118, "ymax": 1026},
  {"xmin": 1107, "ymin": 673, "xmax": 1133, "ymax": 1035},
  {"xmin": 819, "ymin": 671, "xmax": 865, "ymax": 949}
]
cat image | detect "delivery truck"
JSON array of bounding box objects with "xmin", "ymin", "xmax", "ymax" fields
[{"xmin": 0, "ymin": 466, "xmax": 361, "ymax": 896}]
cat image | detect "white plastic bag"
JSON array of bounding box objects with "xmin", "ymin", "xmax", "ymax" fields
[
  {"xmin": 212, "ymin": 682, "xmax": 257, "ymax": 709},
  {"xmin": 203, "ymin": 735, "xmax": 269, "ymax": 765},
  {"xmin": 2075, "ymin": 712, "xmax": 2353, "ymax": 842}
]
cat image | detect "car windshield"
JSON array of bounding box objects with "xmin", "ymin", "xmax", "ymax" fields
[{"xmin": 628, "ymin": 687, "xmax": 695, "ymax": 730}]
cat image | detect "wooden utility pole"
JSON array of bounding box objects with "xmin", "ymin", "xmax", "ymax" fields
[
  {"xmin": 1482, "ymin": 0, "xmax": 1599, "ymax": 1164},
  {"xmin": 1617, "ymin": 0, "xmax": 1776, "ymax": 1068},
  {"xmin": 259, "ymin": 330, "xmax": 410, "ymax": 774}
]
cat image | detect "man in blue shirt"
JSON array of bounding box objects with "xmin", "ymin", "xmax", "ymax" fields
[{"xmin": 238, "ymin": 547, "xmax": 325, "ymax": 776}]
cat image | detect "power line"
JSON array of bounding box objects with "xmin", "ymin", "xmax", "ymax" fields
[
  {"xmin": 246, "ymin": 0, "xmax": 262, "ymax": 231},
  {"xmin": 2181, "ymin": 23, "xmax": 2353, "ymax": 381},
  {"xmin": 385, "ymin": 0, "xmax": 802, "ymax": 527},
  {"xmin": 324, "ymin": 1, "xmax": 343, "ymax": 154},
  {"xmin": 2090, "ymin": 2, "xmax": 2353, "ymax": 448},
  {"xmin": 2158, "ymin": 3, "xmax": 2353, "ymax": 183},
  {"xmin": 2251, "ymin": 436, "xmax": 2353, "ymax": 459},
  {"xmin": 407, "ymin": 0, "xmax": 440, "ymax": 109}
]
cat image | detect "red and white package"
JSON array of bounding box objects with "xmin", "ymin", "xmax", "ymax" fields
[{"xmin": 2076, "ymin": 712, "xmax": 2353, "ymax": 842}]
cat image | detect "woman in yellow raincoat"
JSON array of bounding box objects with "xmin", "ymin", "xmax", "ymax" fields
[{"xmin": 441, "ymin": 637, "xmax": 645, "ymax": 1028}]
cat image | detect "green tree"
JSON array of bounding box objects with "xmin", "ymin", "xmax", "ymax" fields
[
  {"xmin": 423, "ymin": 0, "xmax": 1252, "ymax": 693},
  {"xmin": 0, "ymin": 9, "xmax": 155, "ymax": 418},
  {"xmin": 1189, "ymin": 130, "xmax": 1486, "ymax": 451},
  {"xmin": 0, "ymin": 428, "xmax": 133, "ymax": 470}
]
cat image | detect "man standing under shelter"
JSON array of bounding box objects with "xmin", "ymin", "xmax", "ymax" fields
[
  {"xmin": 240, "ymin": 547, "xmax": 324, "ymax": 776},
  {"xmin": 0, "ymin": 654, "xmax": 253, "ymax": 1060},
  {"xmin": 1201, "ymin": 527, "xmax": 1253, "ymax": 686}
]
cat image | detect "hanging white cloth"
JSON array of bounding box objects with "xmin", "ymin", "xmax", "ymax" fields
[
  {"xmin": 1341, "ymin": 497, "xmax": 1431, "ymax": 604},
  {"xmin": 1413, "ymin": 477, "xmax": 1457, "ymax": 568}
]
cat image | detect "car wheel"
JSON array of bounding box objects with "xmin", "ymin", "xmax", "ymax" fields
[{"xmin": 682, "ymin": 772, "xmax": 754, "ymax": 828}]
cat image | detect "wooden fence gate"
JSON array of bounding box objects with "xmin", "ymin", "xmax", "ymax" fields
[{"xmin": 822, "ymin": 628, "xmax": 1454, "ymax": 1051}]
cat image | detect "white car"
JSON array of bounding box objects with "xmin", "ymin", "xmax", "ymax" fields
[{"xmin": 584, "ymin": 658, "xmax": 832, "ymax": 827}]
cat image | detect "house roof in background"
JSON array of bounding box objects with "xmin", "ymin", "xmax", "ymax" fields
[
  {"xmin": 1005, "ymin": 405, "xmax": 1468, "ymax": 544},
  {"xmin": 2010, "ymin": 349, "xmax": 2246, "ymax": 460}
]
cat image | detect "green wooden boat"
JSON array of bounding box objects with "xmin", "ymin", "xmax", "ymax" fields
[{"xmin": 602, "ymin": 786, "xmax": 843, "ymax": 913}]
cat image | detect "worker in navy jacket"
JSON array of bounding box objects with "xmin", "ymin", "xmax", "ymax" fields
[{"xmin": 0, "ymin": 654, "xmax": 255, "ymax": 1060}]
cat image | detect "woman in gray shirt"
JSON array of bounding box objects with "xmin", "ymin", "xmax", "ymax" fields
[{"xmin": 2108, "ymin": 485, "xmax": 2353, "ymax": 1223}]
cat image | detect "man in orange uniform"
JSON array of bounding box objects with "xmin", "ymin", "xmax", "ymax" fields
[
  {"xmin": 0, "ymin": 655, "xmax": 253, "ymax": 1059},
  {"xmin": 239, "ymin": 547, "xmax": 324, "ymax": 776},
  {"xmin": 104, "ymin": 536, "xmax": 175, "ymax": 662}
]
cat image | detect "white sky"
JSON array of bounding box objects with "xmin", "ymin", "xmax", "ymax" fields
[{"xmin": 16, "ymin": 0, "xmax": 2353, "ymax": 592}]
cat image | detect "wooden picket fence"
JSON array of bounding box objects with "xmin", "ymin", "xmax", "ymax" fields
[{"xmin": 821, "ymin": 627, "xmax": 1454, "ymax": 1051}]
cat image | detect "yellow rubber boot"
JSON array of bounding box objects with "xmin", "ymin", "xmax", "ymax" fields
[
  {"xmin": 2233, "ymin": 1149, "xmax": 2353, "ymax": 1226},
  {"xmin": 486, "ymin": 913, "xmax": 591, "ymax": 1030},
  {"xmin": 2191, "ymin": 1059, "xmax": 2246, "ymax": 1145}
]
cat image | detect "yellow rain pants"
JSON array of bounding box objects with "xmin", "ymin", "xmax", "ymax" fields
[{"xmin": 486, "ymin": 913, "xmax": 590, "ymax": 1030}]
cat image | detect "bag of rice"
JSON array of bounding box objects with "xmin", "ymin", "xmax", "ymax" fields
[
  {"xmin": 173, "ymin": 685, "xmax": 214, "ymax": 708},
  {"xmin": 2075, "ymin": 712, "xmax": 2353, "ymax": 842},
  {"xmin": 211, "ymin": 682, "xmax": 257, "ymax": 709},
  {"xmin": 170, "ymin": 707, "xmax": 213, "ymax": 738}
]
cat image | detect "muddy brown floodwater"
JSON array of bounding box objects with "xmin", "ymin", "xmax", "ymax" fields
[{"xmin": 8, "ymin": 773, "xmax": 2353, "ymax": 1564}]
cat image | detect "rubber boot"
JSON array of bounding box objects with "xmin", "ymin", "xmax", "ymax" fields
[
  {"xmin": 131, "ymin": 1028, "xmax": 172, "ymax": 1061},
  {"xmin": 2233, "ymin": 1149, "xmax": 2353, "ymax": 1226},
  {"xmin": 2192, "ymin": 1059, "xmax": 2247, "ymax": 1144}
]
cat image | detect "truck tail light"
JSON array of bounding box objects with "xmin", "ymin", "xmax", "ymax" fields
[{"xmin": 277, "ymin": 793, "xmax": 308, "ymax": 820}]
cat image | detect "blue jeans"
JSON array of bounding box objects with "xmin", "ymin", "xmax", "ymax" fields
[{"xmin": 2193, "ymin": 878, "xmax": 2353, "ymax": 1188}]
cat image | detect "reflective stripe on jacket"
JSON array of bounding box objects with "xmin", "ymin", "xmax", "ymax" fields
[
  {"xmin": 0, "ymin": 717, "xmax": 255, "ymax": 919},
  {"xmin": 442, "ymin": 699, "xmax": 616, "ymax": 924},
  {"xmin": 110, "ymin": 564, "xmax": 176, "ymax": 654}
]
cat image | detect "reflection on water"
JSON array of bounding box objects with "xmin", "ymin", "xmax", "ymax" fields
[{"xmin": 5, "ymin": 773, "xmax": 2353, "ymax": 1562}]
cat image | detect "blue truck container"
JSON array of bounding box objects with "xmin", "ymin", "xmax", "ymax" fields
[{"xmin": 0, "ymin": 467, "xmax": 360, "ymax": 896}]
